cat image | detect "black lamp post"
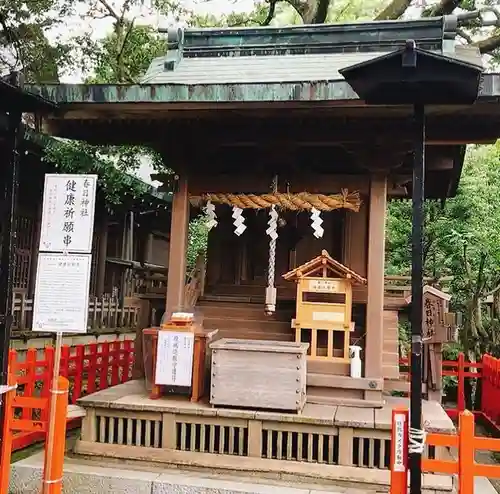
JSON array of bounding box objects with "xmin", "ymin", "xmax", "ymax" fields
[{"xmin": 340, "ymin": 40, "xmax": 482, "ymax": 493}]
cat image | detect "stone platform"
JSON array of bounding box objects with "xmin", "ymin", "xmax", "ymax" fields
[
  {"xmin": 69, "ymin": 380, "xmax": 455, "ymax": 492},
  {"xmin": 10, "ymin": 451, "xmax": 454, "ymax": 494}
]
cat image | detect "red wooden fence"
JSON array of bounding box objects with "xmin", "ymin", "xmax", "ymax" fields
[
  {"xmin": 399, "ymin": 352, "xmax": 500, "ymax": 431},
  {"xmin": 9, "ymin": 339, "xmax": 135, "ymax": 451}
]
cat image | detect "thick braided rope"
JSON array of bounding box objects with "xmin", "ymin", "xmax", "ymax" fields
[{"xmin": 198, "ymin": 190, "xmax": 361, "ymax": 212}]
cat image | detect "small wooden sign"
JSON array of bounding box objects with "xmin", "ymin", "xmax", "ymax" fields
[
  {"xmin": 155, "ymin": 331, "xmax": 195, "ymax": 387},
  {"xmin": 423, "ymin": 289, "xmax": 451, "ymax": 344},
  {"xmin": 308, "ymin": 279, "xmax": 341, "ymax": 293}
]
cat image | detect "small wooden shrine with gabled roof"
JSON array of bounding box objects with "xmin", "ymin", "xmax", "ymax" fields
[{"xmin": 284, "ymin": 250, "xmax": 366, "ymax": 378}]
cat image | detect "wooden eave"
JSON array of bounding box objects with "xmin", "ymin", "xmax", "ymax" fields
[
  {"xmin": 283, "ymin": 249, "xmax": 367, "ymax": 284},
  {"xmin": 0, "ymin": 79, "xmax": 56, "ymax": 114}
]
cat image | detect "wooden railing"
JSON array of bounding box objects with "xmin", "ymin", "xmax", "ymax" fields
[
  {"xmin": 384, "ymin": 275, "xmax": 452, "ymax": 297},
  {"xmin": 391, "ymin": 408, "xmax": 500, "ymax": 494},
  {"xmin": 134, "ymin": 274, "xmax": 168, "ymax": 295},
  {"xmin": 8, "ymin": 339, "xmax": 135, "ymax": 451},
  {"xmin": 12, "ymin": 292, "xmax": 143, "ymax": 332}
]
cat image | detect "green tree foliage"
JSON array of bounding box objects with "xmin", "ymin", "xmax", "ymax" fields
[
  {"xmin": 0, "ymin": 0, "xmax": 72, "ymax": 81},
  {"xmin": 43, "ymin": 138, "xmax": 164, "ymax": 205},
  {"xmin": 83, "ymin": 24, "xmax": 165, "ymax": 84},
  {"xmin": 387, "ymin": 144, "xmax": 500, "ymax": 358}
]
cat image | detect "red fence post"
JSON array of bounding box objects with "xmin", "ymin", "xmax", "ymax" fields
[
  {"xmin": 72, "ymin": 346, "xmax": 84, "ymax": 403},
  {"xmin": 458, "ymin": 410, "xmax": 475, "ymax": 494},
  {"xmin": 390, "ymin": 407, "xmax": 409, "ymax": 494},
  {"xmin": 42, "ymin": 376, "xmax": 69, "ymax": 494},
  {"xmin": 457, "ymin": 353, "xmax": 466, "ymax": 413},
  {"xmin": 86, "ymin": 344, "xmax": 97, "ymax": 395}
]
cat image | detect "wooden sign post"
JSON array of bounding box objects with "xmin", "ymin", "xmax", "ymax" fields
[
  {"xmin": 33, "ymin": 174, "xmax": 97, "ymax": 493},
  {"xmin": 406, "ymin": 285, "xmax": 456, "ymax": 402}
]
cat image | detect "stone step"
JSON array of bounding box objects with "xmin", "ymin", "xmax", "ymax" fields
[
  {"xmin": 306, "ymin": 388, "xmax": 383, "ymax": 408},
  {"xmin": 382, "ymin": 364, "xmax": 400, "ymax": 380},
  {"xmin": 307, "ymin": 373, "xmax": 383, "ymax": 391},
  {"xmin": 9, "ymin": 450, "xmax": 455, "ymax": 493},
  {"xmin": 383, "ymin": 339, "xmax": 399, "ymax": 353}
]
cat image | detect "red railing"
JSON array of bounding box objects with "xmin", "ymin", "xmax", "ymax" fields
[
  {"xmin": 9, "ymin": 339, "xmax": 135, "ymax": 451},
  {"xmin": 398, "ymin": 353, "xmax": 500, "ymax": 426}
]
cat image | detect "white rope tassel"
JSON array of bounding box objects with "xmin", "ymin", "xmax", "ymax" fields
[
  {"xmin": 203, "ymin": 200, "xmax": 218, "ymax": 230},
  {"xmin": 232, "ymin": 206, "xmax": 246, "ymax": 236},
  {"xmin": 310, "ymin": 207, "xmax": 324, "ymax": 238},
  {"xmin": 408, "ymin": 427, "xmax": 427, "ymax": 454}
]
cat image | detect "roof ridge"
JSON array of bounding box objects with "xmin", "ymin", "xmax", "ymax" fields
[{"xmin": 159, "ymin": 17, "xmax": 456, "ymax": 68}]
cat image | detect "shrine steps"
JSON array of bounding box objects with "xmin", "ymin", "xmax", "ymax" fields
[
  {"xmin": 382, "ymin": 310, "xmax": 400, "ymax": 381},
  {"xmin": 199, "ymin": 298, "xmax": 295, "ymax": 342}
]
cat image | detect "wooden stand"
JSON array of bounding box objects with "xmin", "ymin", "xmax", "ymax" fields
[{"xmin": 144, "ymin": 320, "xmax": 211, "ymax": 402}]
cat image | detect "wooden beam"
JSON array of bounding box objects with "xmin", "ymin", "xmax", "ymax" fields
[
  {"xmin": 43, "ymin": 114, "xmax": 500, "ymax": 148},
  {"xmin": 188, "ymin": 174, "xmax": 370, "ymax": 195}
]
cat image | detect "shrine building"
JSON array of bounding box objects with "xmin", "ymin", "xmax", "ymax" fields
[{"xmin": 24, "ymin": 15, "xmax": 500, "ymax": 490}]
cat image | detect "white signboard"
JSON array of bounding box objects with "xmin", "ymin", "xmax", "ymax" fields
[
  {"xmin": 32, "ymin": 253, "xmax": 91, "ymax": 333},
  {"xmin": 155, "ymin": 331, "xmax": 195, "ymax": 387},
  {"xmin": 39, "ymin": 174, "xmax": 97, "ymax": 253},
  {"xmin": 312, "ymin": 311, "xmax": 344, "ymax": 323},
  {"xmin": 393, "ymin": 413, "xmax": 406, "ymax": 472},
  {"xmin": 308, "ymin": 279, "xmax": 341, "ymax": 293}
]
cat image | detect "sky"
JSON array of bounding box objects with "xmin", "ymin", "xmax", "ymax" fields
[{"xmin": 52, "ymin": 0, "xmax": 256, "ymax": 87}]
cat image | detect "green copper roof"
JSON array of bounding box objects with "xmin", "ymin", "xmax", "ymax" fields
[
  {"xmin": 24, "ymin": 16, "xmax": 494, "ymax": 105},
  {"xmin": 142, "ymin": 17, "xmax": 459, "ymax": 85}
]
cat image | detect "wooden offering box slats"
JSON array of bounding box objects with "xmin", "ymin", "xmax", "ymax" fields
[
  {"xmin": 210, "ymin": 339, "xmax": 309, "ymax": 412},
  {"xmin": 283, "ymin": 250, "xmax": 366, "ymax": 364}
]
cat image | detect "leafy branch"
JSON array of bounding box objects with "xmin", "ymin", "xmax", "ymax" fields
[{"xmin": 43, "ymin": 139, "xmax": 164, "ymax": 207}]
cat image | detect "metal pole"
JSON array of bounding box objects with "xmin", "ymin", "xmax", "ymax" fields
[
  {"xmin": 410, "ymin": 103, "xmax": 425, "ymax": 493},
  {"xmin": 0, "ymin": 78, "xmax": 21, "ymax": 445}
]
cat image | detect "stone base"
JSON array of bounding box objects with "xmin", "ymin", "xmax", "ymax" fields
[
  {"xmin": 68, "ymin": 380, "xmax": 456, "ymax": 493},
  {"xmin": 11, "ymin": 451, "xmax": 453, "ymax": 494}
]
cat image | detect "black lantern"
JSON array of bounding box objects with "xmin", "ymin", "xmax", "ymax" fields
[{"xmin": 340, "ymin": 40, "xmax": 483, "ymax": 494}]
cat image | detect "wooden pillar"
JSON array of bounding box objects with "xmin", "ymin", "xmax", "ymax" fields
[
  {"xmin": 28, "ymin": 203, "xmax": 42, "ymax": 297},
  {"xmin": 165, "ymin": 176, "xmax": 189, "ymax": 316},
  {"xmin": 96, "ymin": 212, "xmax": 108, "ymax": 297},
  {"xmin": 144, "ymin": 233, "xmax": 154, "ymax": 263},
  {"xmin": 365, "ymin": 175, "xmax": 387, "ymax": 397}
]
